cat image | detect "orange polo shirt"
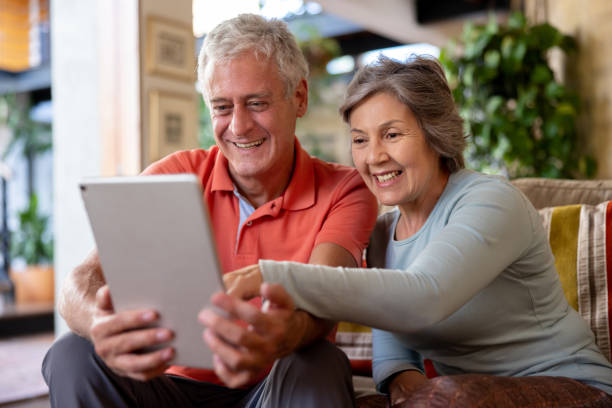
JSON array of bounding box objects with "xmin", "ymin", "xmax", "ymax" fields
[{"xmin": 141, "ymin": 138, "xmax": 378, "ymax": 384}]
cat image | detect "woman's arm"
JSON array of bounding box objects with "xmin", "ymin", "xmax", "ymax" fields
[{"xmin": 258, "ymin": 181, "xmax": 535, "ymax": 332}]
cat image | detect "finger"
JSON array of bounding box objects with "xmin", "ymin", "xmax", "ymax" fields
[
  {"xmin": 96, "ymin": 285, "xmax": 114, "ymax": 312},
  {"xmin": 95, "ymin": 327, "xmax": 173, "ymax": 358},
  {"xmin": 203, "ymin": 328, "xmax": 260, "ymax": 372},
  {"xmin": 198, "ymin": 309, "xmax": 267, "ymax": 351},
  {"xmin": 212, "ymin": 354, "xmax": 255, "ymax": 389},
  {"xmin": 260, "ymin": 283, "xmax": 295, "ymax": 311},
  {"xmin": 91, "ymin": 309, "xmax": 160, "ymax": 339},
  {"xmin": 113, "ymin": 347, "xmax": 174, "ymax": 381},
  {"xmin": 209, "ymin": 293, "xmax": 269, "ymax": 328}
]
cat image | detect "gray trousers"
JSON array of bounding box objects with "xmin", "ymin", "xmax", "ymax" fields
[{"xmin": 42, "ymin": 333, "xmax": 355, "ymax": 408}]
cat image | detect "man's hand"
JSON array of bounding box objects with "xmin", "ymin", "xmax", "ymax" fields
[
  {"xmin": 223, "ymin": 264, "xmax": 262, "ymax": 300},
  {"xmin": 388, "ymin": 370, "xmax": 428, "ymax": 407},
  {"xmin": 198, "ymin": 283, "xmax": 305, "ymax": 388},
  {"xmin": 89, "ymin": 285, "xmax": 175, "ymax": 381}
]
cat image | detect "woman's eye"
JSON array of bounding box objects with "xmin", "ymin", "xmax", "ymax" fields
[
  {"xmin": 387, "ymin": 132, "xmax": 399, "ymax": 139},
  {"xmin": 352, "ymin": 137, "xmax": 366, "ymax": 144}
]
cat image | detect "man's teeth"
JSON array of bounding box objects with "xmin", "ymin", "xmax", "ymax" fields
[
  {"xmin": 235, "ymin": 139, "xmax": 263, "ymax": 148},
  {"xmin": 376, "ymin": 171, "xmax": 401, "ymax": 182}
]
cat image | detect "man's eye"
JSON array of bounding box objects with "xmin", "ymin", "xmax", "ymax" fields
[
  {"xmin": 352, "ymin": 137, "xmax": 366, "ymax": 144},
  {"xmin": 386, "ymin": 132, "xmax": 399, "ymax": 139},
  {"xmin": 213, "ymin": 105, "xmax": 231, "ymax": 114},
  {"xmin": 249, "ymin": 101, "xmax": 268, "ymax": 110}
]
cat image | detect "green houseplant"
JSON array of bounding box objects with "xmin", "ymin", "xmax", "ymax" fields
[
  {"xmin": 1, "ymin": 93, "xmax": 54, "ymax": 303},
  {"xmin": 9, "ymin": 193, "xmax": 54, "ymax": 304},
  {"xmin": 439, "ymin": 11, "xmax": 595, "ymax": 178},
  {"xmin": 11, "ymin": 193, "xmax": 53, "ymax": 266}
]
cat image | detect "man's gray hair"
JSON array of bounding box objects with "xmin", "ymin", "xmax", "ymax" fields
[
  {"xmin": 340, "ymin": 56, "xmax": 466, "ymax": 173},
  {"xmin": 198, "ymin": 13, "xmax": 309, "ymax": 101}
]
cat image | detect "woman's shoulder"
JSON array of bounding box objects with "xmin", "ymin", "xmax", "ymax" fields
[
  {"xmin": 445, "ymin": 169, "xmax": 540, "ymax": 234},
  {"xmin": 446, "ymin": 169, "xmax": 523, "ymax": 205}
]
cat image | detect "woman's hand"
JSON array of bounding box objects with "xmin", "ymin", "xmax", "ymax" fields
[
  {"xmin": 223, "ymin": 264, "xmax": 263, "ymax": 300},
  {"xmin": 388, "ymin": 370, "xmax": 428, "ymax": 407}
]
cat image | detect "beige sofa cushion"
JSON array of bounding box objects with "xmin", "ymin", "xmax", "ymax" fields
[{"xmin": 511, "ymin": 178, "xmax": 612, "ymax": 209}]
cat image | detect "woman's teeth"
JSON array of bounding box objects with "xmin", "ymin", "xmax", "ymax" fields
[
  {"xmin": 376, "ymin": 171, "xmax": 401, "ymax": 182},
  {"xmin": 235, "ymin": 139, "xmax": 264, "ymax": 148}
]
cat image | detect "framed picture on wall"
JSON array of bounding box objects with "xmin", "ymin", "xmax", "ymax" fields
[
  {"xmin": 148, "ymin": 90, "xmax": 198, "ymax": 163},
  {"xmin": 146, "ymin": 16, "xmax": 195, "ymax": 81}
]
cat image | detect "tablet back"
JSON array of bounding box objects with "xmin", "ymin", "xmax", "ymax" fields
[{"xmin": 79, "ymin": 173, "xmax": 222, "ymax": 368}]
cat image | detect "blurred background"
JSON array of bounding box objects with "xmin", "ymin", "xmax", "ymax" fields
[{"xmin": 0, "ymin": 0, "xmax": 610, "ymax": 405}]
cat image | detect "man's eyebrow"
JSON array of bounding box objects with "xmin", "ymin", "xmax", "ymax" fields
[
  {"xmin": 246, "ymin": 92, "xmax": 272, "ymax": 99},
  {"xmin": 209, "ymin": 92, "xmax": 272, "ymax": 104},
  {"xmin": 209, "ymin": 97, "xmax": 231, "ymax": 104}
]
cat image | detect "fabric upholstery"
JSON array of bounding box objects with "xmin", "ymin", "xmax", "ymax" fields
[{"xmin": 538, "ymin": 200, "xmax": 612, "ymax": 361}]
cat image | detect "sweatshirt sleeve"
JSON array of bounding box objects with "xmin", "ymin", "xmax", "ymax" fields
[
  {"xmin": 372, "ymin": 329, "xmax": 424, "ymax": 393},
  {"xmin": 259, "ymin": 181, "xmax": 535, "ymax": 333}
]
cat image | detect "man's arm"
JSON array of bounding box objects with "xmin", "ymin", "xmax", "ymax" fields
[
  {"xmin": 58, "ymin": 250, "xmax": 105, "ymax": 338},
  {"xmin": 58, "ymin": 249, "xmax": 176, "ymax": 381}
]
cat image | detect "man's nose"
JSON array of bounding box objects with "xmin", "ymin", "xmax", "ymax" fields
[{"xmin": 230, "ymin": 106, "xmax": 253, "ymax": 136}]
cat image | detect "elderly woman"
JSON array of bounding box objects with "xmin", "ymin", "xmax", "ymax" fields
[{"xmin": 223, "ymin": 56, "xmax": 612, "ymax": 405}]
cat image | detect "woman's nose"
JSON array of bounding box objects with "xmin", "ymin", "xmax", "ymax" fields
[{"xmin": 366, "ymin": 140, "xmax": 389, "ymax": 165}]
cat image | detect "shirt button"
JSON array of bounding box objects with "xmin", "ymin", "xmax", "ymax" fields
[{"xmin": 246, "ymin": 221, "xmax": 252, "ymax": 226}]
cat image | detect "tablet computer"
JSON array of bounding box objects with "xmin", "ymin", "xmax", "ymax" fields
[{"xmin": 79, "ymin": 173, "xmax": 223, "ymax": 368}]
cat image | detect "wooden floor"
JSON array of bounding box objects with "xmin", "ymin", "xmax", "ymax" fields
[
  {"xmin": 0, "ymin": 332, "xmax": 53, "ymax": 406},
  {"xmin": 0, "ymin": 297, "xmax": 54, "ymax": 407}
]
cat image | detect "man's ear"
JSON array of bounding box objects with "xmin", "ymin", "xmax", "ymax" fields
[{"xmin": 295, "ymin": 78, "xmax": 308, "ymax": 118}]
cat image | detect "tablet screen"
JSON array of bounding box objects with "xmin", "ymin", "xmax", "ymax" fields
[{"xmin": 80, "ymin": 174, "xmax": 223, "ymax": 368}]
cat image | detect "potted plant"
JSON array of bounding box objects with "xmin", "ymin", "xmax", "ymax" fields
[
  {"xmin": 439, "ymin": 11, "xmax": 596, "ymax": 178},
  {"xmin": 9, "ymin": 193, "xmax": 54, "ymax": 304}
]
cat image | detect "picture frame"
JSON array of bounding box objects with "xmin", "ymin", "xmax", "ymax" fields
[
  {"xmin": 146, "ymin": 16, "xmax": 195, "ymax": 81},
  {"xmin": 148, "ymin": 90, "xmax": 198, "ymax": 163}
]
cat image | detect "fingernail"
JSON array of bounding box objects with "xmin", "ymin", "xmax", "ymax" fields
[
  {"xmin": 162, "ymin": 348, "xmax": 173, "ymax": 360},
  {"xmin": 156, "ymin": 330, "xmax": 170, "ymax": 341},
  {"xmin": 142, "ymin": 311, "xmax": 156, "ymax": 322}
]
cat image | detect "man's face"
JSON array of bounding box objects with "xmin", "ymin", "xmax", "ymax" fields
[{"xmin": 207, "ymin": 52, "xmax": 307, "ymax": 186}]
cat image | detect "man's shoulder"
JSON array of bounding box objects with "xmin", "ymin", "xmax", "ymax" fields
[
  {"xmin": 143, "ymin": 146, "xmax": 220, "ymax": 175},
  {"xmin": 309, "ymin": 156, "xmax": 362, "ymax": 186}
]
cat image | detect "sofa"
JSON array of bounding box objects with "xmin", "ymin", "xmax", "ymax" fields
[{"xmin": 340, "ymin": 177, "xmax": 612, "ymax": 407}]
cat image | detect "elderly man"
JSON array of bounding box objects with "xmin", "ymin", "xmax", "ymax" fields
[{"xmin": 42, "ymin": 13, "xmax": 377, "ymax": 408}]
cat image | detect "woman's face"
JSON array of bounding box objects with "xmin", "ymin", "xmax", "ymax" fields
[{"xmin": 349, "ymin": 92, "xmax": 444, "ymax": 209}]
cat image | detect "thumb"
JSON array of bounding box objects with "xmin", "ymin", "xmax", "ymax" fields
[
  {"xmin": 95, "ymin": 285, "xmax": 114, "ymax": 312},
  {"xmin": 261, "ymin": 283, "xmax": 294, "ymax": 311}
]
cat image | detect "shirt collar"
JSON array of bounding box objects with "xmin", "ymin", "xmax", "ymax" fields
[
  {"xmin": 210, "ymin": 138, "xmax": 315, "ymax": 211},
  {"xmin": 210, "ymin": 147, "xmax": 234, "ymax": 192},
  {"xmin": 281, "ymin": 138, "xmax": 315, "ymax": 211}
]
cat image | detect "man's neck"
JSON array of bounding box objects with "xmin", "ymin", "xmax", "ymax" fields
[{"xmin": 232, "ymin": 153, "xmax": 295, "ymax": 209}]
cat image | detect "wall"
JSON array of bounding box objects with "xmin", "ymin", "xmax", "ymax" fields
[
  {"xmin": 51, "ymin": 0, "xmax": 194, "ymax": 335},
  {"xmin": 526, "ymin": 0, "xmax": 612, "ymax": 178},
  {"xmin": 51, "ymin": 0, "xmax": 104, "ymax": 334},
  {"xmin": 139, "ymin": 0, "xmax": 198, "ymax": 168}
]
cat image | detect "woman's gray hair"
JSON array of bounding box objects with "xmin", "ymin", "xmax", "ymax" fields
[
  {"xmin": 198, "ymin": 14, "xmax": 309, "ymax": 101},
  {"xmin": 340, "ymin": 56, "xmax": 466, "ymax": 173}
]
